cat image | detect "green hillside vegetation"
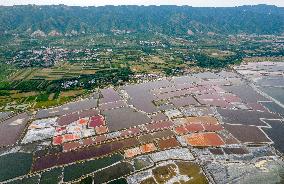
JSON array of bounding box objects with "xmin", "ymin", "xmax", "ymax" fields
[{"xmin": 0, "ymin": 5, "xmax": 283, "ymax": 35}]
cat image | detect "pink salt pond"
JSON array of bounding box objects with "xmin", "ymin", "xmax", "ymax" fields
[{"xmin": 89, "ymin": 115, "xmax": 105, "ymax": 128}]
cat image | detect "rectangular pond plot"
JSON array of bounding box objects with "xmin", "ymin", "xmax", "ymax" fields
[
  {"xmin": 175, "ymin": 84, "xmax": 198, "ymax": 91},
  {"xmin": 247, "ymin": 102, "xmax": 268, "ymax": 112},
  {"xmin": 100, "ymin": 87, "xmax": 121, "ymax": 104},
  {"xmin": 184, "ymin": 123, "xmax": 204, "ymax": 132},
  {"xmin": 120, "ymin": 127, "xmax": 141, "ymax": 137},
  {"xmin": 200, "ymin": 78, "xmax": 231, "ymax": 86},
  {"xmin": 72, "ymin": 98, "xmax": 98, "ymax": 111},
  {"xmin": 59, "ymin": 137, "xmax": 139, "ymax": 166},
  {"xmin": 186, "ymin": 116, "xmax": 219, "ymax": 125},
  {"xmin": 32, "ymin": 154, "xmax": 59, "ymax": 171},
  {"xmin": 156, "ymin": 137, "xmax": 180, "ymax": 150},
  {"xmin": 0, "ymin": 152, "xmax": 33, "ymax": 182},
  {"xmin": 223, "ymin": 147, "xmax": 249, "ymax": 155},
  {"xmin": 174, "ymin": 126, "xmax": 189, "ymax": 135},
  {"xmin": 217, "ymin": 108, "xmax": 281, "ymax": 126},
  {"xmin": 34, "ymin": 143, "xmax": 115, "ymax": 171},
  {"xmin": 129, "ymin": 97, "xmax": 158, "ymax": 113},
  {"xmin": 8, "ymin": 174, "xmax": 40, "ymax": 184},
  {"xmin": 140, "ymin": 143, "xmax": 157, "ymax": 154},
  {"xmin": 116, "ymin": 137, "xmax": 140, "ymax": 150},
  {"xmin": 124, "ymin": 147, "xmax": 141, "ymax": 158},
  {"xmin": 180, "ymin": 106, "xmax": 215, "ymax": 116},
  {"xmin": 56, "ymin": 112, "xmax": 80, "ymax": 126},
  {"xmin": 184, "ymin": 132, "xmax": 225, "ymax": 147},
  {"xmin": 226, "ymin": 78, "xmax": 244, "ymax": 86},
  {"xmin": 150, "ymin": 148, "xmax": 195, "ymax": 162},
  {"xmin": 145, "ymin": 120, "xmax": 174, "ymax": 132},
  {"xmin": 256, "ymin": 77, "xmax": 284, "ymax": 87},
  {"xmin": 33, "ymin": 146, "xmax": 62, "ymax": 158},
  {"xmin": 0, "ymin": 112, "xmax": 12, "ymax": 122},
  {"xmin": 0, "ymin": 113, "xmax": 30, "ymax": 147},
  {"xmin": 78, "ymin": 109, "xmax": 99, "ymax": 118},
  {"xmin": 150, "ymin": 113, "xmax": 169, "ymax": 122},
  {"xmin": 196, "ymin": 85, "xmax": 217, "ymax": 94},
  {"xmin": 197, "ymin": 93, "xmax": 222, "ymax": 100},
  {"xmin": 99, "ymin": 100, "xmax": 127, "ymax": 111},
  {"xmin": 259, "ymin": 86, "xmax": 284, "ymax": 104},
  {"xmin": 152, "ymin": 129, "xmax": 175, "ymax": 139},
  {"xmin": 135, "ymin": 79, "xmax": 172, "ymax": 91},
  {"xmin": 57, "ymin": 144, "xmax": 113, "ymax": 166},
  {"xmin": 235, "ymin": 62, "xmax": 284, "ymax": 72},
  {"xmin": 262, "ymin": 120, "xmax": 284, "ymax": 153},
  {"xmin": 93, "ymin": 162, "xmax": 134, "ymax": 184},
  {"xmin": 171, "ymin": 75, "xmax": 202, "ymax": 85},
  {"xmin": 22, "ymin": 126, "xmax": 55, "ymax": 144},
  {"xmin": 124, "ymin": 84, "xmax": 159, "ymax": 113},
  {"xmin": 222, "ymin": 85, "xmax": 268, "ymax": 103},
  {"xmin": 63, "ymin": 141, "xmax": 82, "ymax": 152},
  {"xmin": 89, "ymin": 115, "xmax": 105, "ymax": 128},
  {"xmin": 170, "ymin": 95, "xmax": 199, "ymax": 107},
  {"xmin": 218, "ymin": 132, "xmax": 240, "ymax": 145},
  {"xmin": 157, "ymin": 104, "xmax": 176, "ymax": 111},
  {"xmin": 223, "ymin": 124, "xmax": 271, "ymax": 144},
  {"xmin": 102, "ymin": 107, "xmax": 151, "ymax": 132},
  {"xmin": 151, "ymin": 86, "xmax": 178, "ymax": 95},
  {"xmin": 183, "ymin": 132, "xmax": 225, "ymax": 147},
  {"xmin": 40, "ymin": 167, "xmax": 63, "ymax": 184},
  {"xmin": 203, "ymin": 124, "xmax": 224, "ymax": 132},
  {"xmin": 199, "ymin": 98, "xmax": 232, "ymax": 108},
  {"xmin": 221, "ymin": 93, "xmax": 242, "ymax": 103},
  {"xmin": 155, "ymin": 88, "xmax": 192, "ymax": 100},
  {"xmin": 57, "ymin": 148, "xmax": 94, "ymax": 166},
  {"xmin": 217, "ymin": 71, "xmax": 239, "ymax": 78},
  {"xmin": 138, "ymin": 134, "xmax": 155, "ymax": 144},
  {"xmin": 35, "ymin": 98, "xmax": 98, "ymax": 119},
  {"xmin": 209, "ymin": 148, "xmax": 224, "ymax": 155},
  {"xmin": 193, "ymin": 72, "xmax": 221, "ymax": 79},
  {"xmin": 63, "ymin": 153, "xmax": 123, "ymax": 182},
  {"xmin": 260, "ymin": 102, "xmax": 284, "ymax": 116}
]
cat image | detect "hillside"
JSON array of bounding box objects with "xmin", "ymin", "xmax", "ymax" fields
[{"xmin": 0, "ymin": 4, "xmax": 283, "ymax": 35}]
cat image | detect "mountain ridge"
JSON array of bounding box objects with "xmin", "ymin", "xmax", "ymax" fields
[{"xmin": 0, "ymin": 4, "xmax": 283, "ymax": 35}]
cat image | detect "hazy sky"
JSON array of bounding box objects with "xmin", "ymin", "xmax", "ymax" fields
[{"xmin": 1, "ymin": 0, "xmax": 284, "ymax": 7}]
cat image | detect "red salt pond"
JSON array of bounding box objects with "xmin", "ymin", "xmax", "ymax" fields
[
  {"xmin": 186, "ymin": 116, "xmax": 219, "ymax": 125},
  {"xmin": 156, "ymin": 137, "xmax": 180, "ymax": 150},
  {"xmin": 145, "ymin": 120, "xmax": 174, "ymax": 132},
  {"xmin": 184, "ymin": 123, "xmax": 204, "ymax": 132},
  {"xmin": 63, "ymin": 141, "xmax": 81, "ymax": 152},
  {"xmin": 63, "ymin": 134, "xmax": 80, "ymax": 142},
  {"xmin": 95, "ymin": 126, "xmax": 109, "ymax": 134},
  {"xmin": 184, "ymin": 132, "xmax": 225, "ymax": 147},
  {"xmin": 174, "ymin": 126, "xmax": 188, "ymax": 135},
  {"xmin": 78, "ymin": 118, "xmax": 89, "ymax": 125},
  {"xmin": 140, "ymin": 143, "xmax": 157, "ymax": 153},
  {"xmin": 203, "ymin": 124, "xmax": 224, "ymax": 132},
  {"xmin": 53, "ymin": 136, "xmax": 64, "ymax": 145},
  {"xmin": 124, "ymin": 147, "xmax": 142, "ymax": 158},
  {"xmin": 89, "ymin": 115, "xmax": 105, "ymax": 128}
]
